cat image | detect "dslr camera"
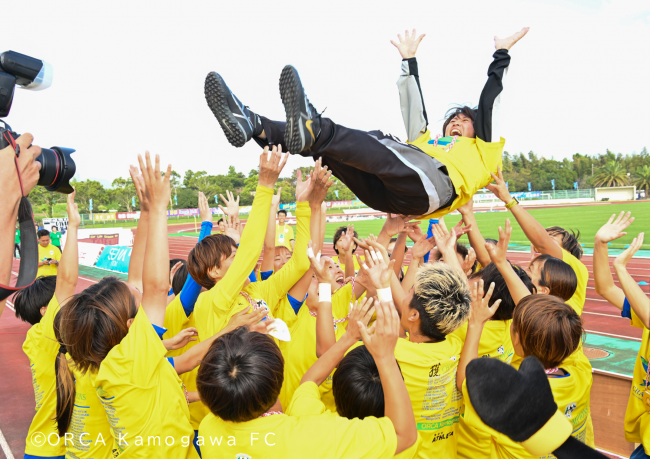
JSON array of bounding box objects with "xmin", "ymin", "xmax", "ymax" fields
[{"xmin": 0, "ymin": 51, "xmax": 76, "ymax": 194}]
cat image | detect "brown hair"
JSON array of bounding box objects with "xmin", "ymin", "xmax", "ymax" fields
[
  {"xmin": 197, "ymin": 327, "xmax": 284, "ymax": 422},
  {"xmin": 187, "ymin": 234, "xmax": 238, "ymax": 289},
  {"xmin": 54, "ymin": 277, "xmax": 137, "ymax": 435},
  {"xmin": 332, "ymin": 226, "xmax": 359, "ymax": 255},
  {"xmin": 546, "ymin": 226, "xmax": 583, "ymax": 260},
  {"xmin": 530, "ymin": 255, "xmax": 577, "ymax": 301},
  {"xmin": 513, "ymin": 295, "xmax": 584, "ymax": 369},
  {"xmin": 442, "ymin": 106, "xmax": 477, "ymax": 136}
]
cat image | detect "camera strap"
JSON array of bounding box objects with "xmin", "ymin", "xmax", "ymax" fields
[{"xmin": 0, "ymin": 131, "xmax": 39, "ymax": 301}]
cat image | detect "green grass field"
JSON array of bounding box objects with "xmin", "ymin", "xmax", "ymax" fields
[{"xmin": 170, "ymin": 201, "xmax": 650, "ymax": 250}]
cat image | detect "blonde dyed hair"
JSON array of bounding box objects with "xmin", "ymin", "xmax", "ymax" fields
[{"xmin": 413, "ymin": 264, "xmax": 471, "ymax": 336}]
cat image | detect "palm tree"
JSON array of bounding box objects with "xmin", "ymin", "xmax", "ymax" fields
[
  {"xmin": 632, "ymin": 165, "xmax": 650, "ymax": 199},
  {"xmin": 592, "ymin": 161, "xmax": 629, "ymax": 187}
]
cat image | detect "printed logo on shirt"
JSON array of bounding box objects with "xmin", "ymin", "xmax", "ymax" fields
[
  {"xmin": 564, "ymin": 403, "xmax": 577, "ymax": 418},
  {"xmin": 497, "ymin": 345, "xmax": 504, "ymax": 355},
  {"xmin": 641, "ymin": 357, "xmax": 649, "ymax": 386},
  {"xmin": 235, "ymin": 454, "xmax": 251, "ymax": 459}
]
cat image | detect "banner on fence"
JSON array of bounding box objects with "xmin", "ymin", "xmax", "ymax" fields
[
  {"xmin": 116, "ymin": 211, "xmax": 141, "ymax": 220},
  {"xmin": 474, "ymin": 191, "xmax": 542, "ymax": 201},
  {"xmin": 77, "ymin": 242, "xmax": 105, "ymax": 267},
  {"xmin": 95, "ymin": 245, "xmax": 132, "ymax": 273},
  {"xmin": 80, "ymin": 233, "xmax": 119, "ymax": 245},
  {"xmin": 43, "ymin": 218, "xmax": 69, "ymax": 233},
  {"xmin": 93, "ymin": 213, "xmax": 117, "ymax": 221}
]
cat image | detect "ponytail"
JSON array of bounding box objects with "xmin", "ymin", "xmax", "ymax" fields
[
  {"xmin": 53, "ymin": 311, "xmax": 75, "ymax": 436},
  {"xmin": 54, "ymin": 347, "xmax": 75, "ymax": 436}
]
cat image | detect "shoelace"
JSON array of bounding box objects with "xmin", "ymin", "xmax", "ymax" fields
[
  {"xmin": 433, "ymin": 135, "xmax": 459, "ymax": 152},
  {"xmin": 309, "ymin": 277, "xmax": 355, "ymax": 324}
]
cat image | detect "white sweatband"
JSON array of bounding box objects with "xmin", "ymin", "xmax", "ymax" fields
[
  {"xmin": 307, "ymin": 247, "xmax": 315, "ymax": 258},
  {"xmin": 377, "ymin": 287, "xmax": 392, "ymax": 303},
  {"xmin": 318, "ymin": 283, "xmax": 332, "ymax": 302}
]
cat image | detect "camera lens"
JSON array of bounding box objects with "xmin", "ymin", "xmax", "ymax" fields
[{"xmin": 36, "ymin": 147, "xmax": 76, "ymax": 194}]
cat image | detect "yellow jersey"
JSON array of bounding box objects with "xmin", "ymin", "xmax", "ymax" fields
[
  {"xmin": 624, "ymin": 309, "xmax": 650, "ymax": 451},
  {"xmin": 408, "ymin": 131, "xmax": 504, "ymax": 219},
  {"xmin": 66, "ymin": 367, "xmax": 120, "ymax": 458},
  {"xmin": 561, "ymin": 249, "xmax": 588, "ymax": 316},
  {"xmin": 275, "ymin": 223, "xmax": 294, "ymax": 251},
  {"xmin": 198, "ymin": 381, "xmax": 419, "ymax": 459},
  {"xmin": 37, "ymin": 243, "xmax": 61, "ymax": 277},
  {"xmin": 394, "ymin": 334, "xmax": 464, "ymax": 459},
  {"xmin": 194, "ymin": 192, "xmax": 310, "ymax": 340},
  {"xmin": 23, "ymin": 295, "xmax": 66, "ymax": 457},
  {"xmin": 92, "ymin": 307, "xmax": 198, "ymax": 458}
]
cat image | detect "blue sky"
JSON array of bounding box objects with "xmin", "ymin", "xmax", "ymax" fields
[{"xmin": 2, "ymin": 0, "xmax": 648, "ymax": 184}]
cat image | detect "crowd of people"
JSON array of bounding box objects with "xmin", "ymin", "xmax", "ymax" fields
[{"xmin": 0, "ymin": 26, "xmax": 646, "ymax": 459}]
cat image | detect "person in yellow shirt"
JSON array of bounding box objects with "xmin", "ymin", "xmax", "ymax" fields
[
  {"xmin": 332, "ymin": 225, "xmax": 363, "ymax": 276},
  {"xmin": 196, "ymin": 284, "xmax": 419, "ymax": 458},
  {"xmin": 275, "ymin": 209, "xmax": 294, "ymax": 251},
  {"xmin": 592, "ymin": 213, "xmax": 650, "ymax": 457},
  {"xmin": 462, "ymin": 294, "xmax": 594, "ymax": 458},
  {"xmin": 37, "ymin": 229, "xmax": 62, "ymax": 277},
  {"xmin": 205, "ymin": 28, "xmax": 528, "ymax": 217},
  {"xmin": 15, "ymin": 191, "xmax": 79, "ymax": 459}
]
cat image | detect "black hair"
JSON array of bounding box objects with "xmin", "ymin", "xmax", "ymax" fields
[
  {"xmin": 197, "ymin": 327, "xmax": 284, "ymax": 422},
  {"xmin": 333, "ymin": 346, "xmax": 403, "ymax": 419},
  {"xmin": 217, "ymin": 218, "xmax": 224, "ymax": 225},
  {"xmin": 546, "ymin": 227, "xmax": 583, "ymax": 260},
  {"xmin": 172, "ymin": 264, "xmax": 189, "ymax": 296},
  {"xmin": 455, "ymin": 242, "xmax": 478, "ymax": 272},
  {"xmin": 332, "ymin": 226, "xmax": 359, "ymax": 255},
  {"xmin": 531, "ymin": 255, "xmax": 578, "ymax": 301},
  {"xmin": 442, "ymin": 106, "xmax": 477, "ymax": 136},
  {"xmin": 37, "ymin": 229, "xmax": 50, "ymax": 239},
  {"xmin": 169, "ymin": 258, "xmax": 186, "ymax": 272},
  {"xmin": 277, "ymin": 210, "xmax": 287, "ymax": 216},
  {"xmin": 13, "ymin": 275, "xmax": 57, "ymax": 325},
  {"xmin": 485, "ymin": 238, "xmax": 498, "ymax": 246},
  {"xmin": 480, "ymin": 262, "xmax": 536, "ymax": 321}
]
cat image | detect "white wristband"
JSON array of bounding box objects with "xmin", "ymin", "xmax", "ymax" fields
[
  {"xmin": 377, "ymin": 287, "xmax": 392, "ymax": 303},
  {"xmin": 318, "ymin": 283, "xmax": 332, "ymax": 303},
  {"xmin": 307, "ymin": 247, "xmax": 315, "ymax": 258}
]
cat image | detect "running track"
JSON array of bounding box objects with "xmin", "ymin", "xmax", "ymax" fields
[{"xmin": 0, "ymin": 222, "xmax": 647, "ymax": 458}]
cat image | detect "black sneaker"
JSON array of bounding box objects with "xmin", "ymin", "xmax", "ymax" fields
[
  {"xmin": 204, "ymin": 71, "xmax": 263, "ymax": 148},
  {"xmin": 279, "ymin": 65, "xmax": 321, "ymax": 154}
]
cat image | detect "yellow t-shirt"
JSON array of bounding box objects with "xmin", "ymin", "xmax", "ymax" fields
[
  {"xmin": 331, "ymin": 254, "xmax": 365, "ymax": 275},
  {"xmin": 66, "ymin": 367, "xmax": 121, "ymax": 458},
  {"xmin": 23, "ymin": 295, "xmax": 66, "ymax": 457},
  {"xmin": 453, "ymin": 320, "xmax": 514, "ymax": 459},
  {"xmin": 194, "ymin": 195, "xmax": 311, "ymax": 341},
  {"xmin": 275, "ymin": 223, "xmax": 294, "ymax": 250},
  {"xmin": 198, "ymin": 381, "xmax": 414, "ymax": 459},
  {"xmin": 409, "ymin": 131, "xmax": 504, "ymax": 219},
  {"xmin": 624, "ymin": 309, "xmax": 650, "ymax": 451},
  {"xmin": 278, "ymin": 283, "xmax": 354, "ymax": 411},
  {"xmin": 92, "ymin": 307, "xmax": 198, "ymax": 458},
  {"xmin": 394, "ymin": 334, "xmax": 464, "ymax": 459},
  {"xmin": 163, "ymin": 296, "xmax": 207, "ymax": 431},
  {"xmin": 37, "ymin": 243, "xmax": 62, "ymax": 277},
  {"xmin": 462, "ymin": 356, "xmax": 594, "ymax": 459},
  {"xmin": 561, "ymin": 249, "xmax": 588, "ymax": 316}
]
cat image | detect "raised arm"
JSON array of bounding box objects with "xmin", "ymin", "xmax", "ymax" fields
[
  {"xmin": 458, "ymin": 200, "xmax": 491, "ymax": 268},
  {"xmin": 485, "ymin": 220, "xmax": 532, "ymax": 305},
  {"xmin": 613, "ymin": 234, "xmax": 649, "ymax": 327},
  {"xmin": 139, "ymin": 152, "xmax": 173, "ymax": 327},
  {"xmin": 593, "ymin": 212, "xmax": 632, "ymax": 309},
  {"xmin": 261, "ymin": 188, "xmax": 282, "ymax": 273},
  {"xmin": 392, "ymin": 29, "xmax": 428, "ymax": 142},
  {"xmin": 308, "ymin": 252, "xmax": 337, "ymax": 357},
  {"xmin": 390, "ymin": 232, "xmax": 408, "ymax": 278},
  {"xmin": 474, "ymin": 28, "xmax": 528, "ymax": 143},
  {"xmin": 214, "ymin": 146, "xmax": 287, "ymax": 309},
  {"xmin": 54, "ymin": 191, "xmax": 80, "ymax": 303},
  {"xmin": 457, "ymin": 280, "xmax": 500, "ymax": 391},
  {"xmin": 401, "ymin": 235, "xmax": 435, "ymax": 294},
  {"xmin": 486, "ymin": 166, "xmax": 563, "ymax": 259},
  {"xmin": 338, "ymin": 224, "xmax": 357, "ymax": 281},
  {"xmin": 127, "ymin": 166, "xmax": 149, "ymax": 292}
]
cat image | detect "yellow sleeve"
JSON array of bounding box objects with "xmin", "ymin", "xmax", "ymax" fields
[
  {"xmin": 210, "ymin": 185, "xmax": 273, "ymax": 312},
  {"xmin": 562, "ymin": 249, "xmax": 588, "ymax": 316},
  {"xmin": 256, "ymin": 202, "xmax": 311, "ymax": 314},
  {"xmin": 41, "ymin": 295, "xmax": 62, "ymax": 348},
  {"xmin": 285, "ymin": 381, "xmax": 328, "ymax": 416},
  {"xmin": 288, "ymin": 224, "xmax": 295, "ymax": 241},
  {"xmin": 54, "ymin": 246, "xmax": 62, "ymax": 262}
]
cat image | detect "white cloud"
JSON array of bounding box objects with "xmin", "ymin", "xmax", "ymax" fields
[{"xmin": 1, "ymin": 0, "xmax": 648, "ymax": 184}]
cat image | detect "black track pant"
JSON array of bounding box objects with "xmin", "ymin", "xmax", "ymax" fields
[{"xmin": 254, "ymin": 117, "xmax": 455, "ymax": 215}]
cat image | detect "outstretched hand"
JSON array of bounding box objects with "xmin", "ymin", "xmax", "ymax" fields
[
  {"xmin": 219, "ymin": 190, "xmax": 240, "ymax": 218},
  {"xmin": 345, "ymin": 297, "xmax": 376, "ymax": 341},
  {"xmin": 357, "ymin": 293, "xmax": 400, "ymax": 361},
  {"xmin": 224, "ymin": 216, "xmax": 241, "ymax": 245},
  {"xmin": 364, "ymin": 246, "xmax": 395, "ymax": 290},
  {"xmin": 198, "ymin": 192, "xmax": 213, "ymax": 223},
  {"xmin": 130, "ymin": 165, "xmax": 149, "ymax": 212},
  {"xmin": 66, "ymin": 189, "xmax": 81, "ymax": 228},
  {"xmin": 486, "ymin": 219, "xmax": 512, "ymax": 266},
  {"xmin": 258, "ymin": 145, "xmax": 289, "ymax": 189},
  {"xmin": 614, "ymin": 233, "xmax": 644, "ymax": 269},
  {"xmin": 163, "ymin": 327, "xmax": 198, "ymax": 351},
  {"xmin": 137, "ymin": 151, "xmax": 171, "ymax": 211},
  {"xmin": 595, "ymin": 212, "xmax": 635, "ymax": 244},
  {"xmin": 495, "ymin": 27, "xmax": 529, "ymax": 51},
  {"xmin": 469, "ymin": 279, "xmax": 501, "ymax": 326},
  {"xmin": 485, "ymin": 166, "xmax": 513, "ymax": 204},
  {"xmin": 308, "ymin": 241, "xmax": 333, "ymax": 284},
  {"xmin": 390, "ymin": 29, "xmax": 426, "ymax": 59}
]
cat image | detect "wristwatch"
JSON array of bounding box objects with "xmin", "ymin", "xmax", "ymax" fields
[{"xmin": 505, "ymin": 197, "xmax": 519, "ymax": 209}]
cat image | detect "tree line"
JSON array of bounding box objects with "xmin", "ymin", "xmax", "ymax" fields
[{"xmin": 29, "ymin": 148, "xmax": 650, "ymax": 216}]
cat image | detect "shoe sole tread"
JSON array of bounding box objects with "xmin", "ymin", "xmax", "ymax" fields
[{"xmin": 204, "ymin": 72, "xmax": 247, "ymax": 148}]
